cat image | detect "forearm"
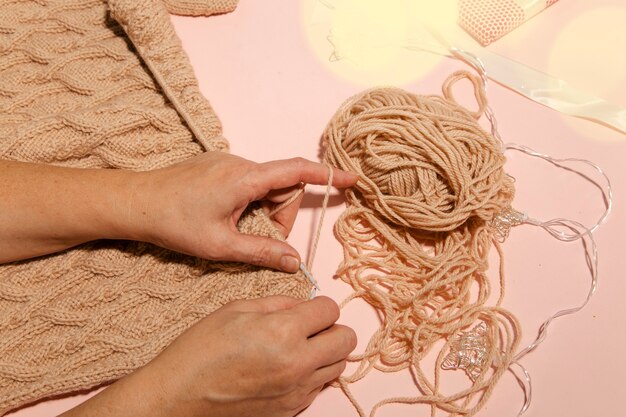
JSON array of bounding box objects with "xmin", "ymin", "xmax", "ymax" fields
[
  {"xmin": 59, "ymin": 366, "xmax": 169, "ymax": 417},
  {"xmin": 0, "ymin": 160, "xmax": 141, "ymax": 263},
  {"xmin": 0, "ymin": 152, "xmax": 357, "ymax": 269}
]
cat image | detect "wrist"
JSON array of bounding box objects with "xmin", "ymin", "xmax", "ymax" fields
[
  {"xmin": 110, "ymin": 169, "xmax": 161, "ymax": 246},
  {"xmin": 117, "ymin": 360, "xmax": 210, "ymax": 417},
  {"xmin": 80, "ymin": 168, "xmax": 148, "ymax": 243},
  {"xmin": 59, "ymin": 365, "xmax": 167, "ymax": 417}
]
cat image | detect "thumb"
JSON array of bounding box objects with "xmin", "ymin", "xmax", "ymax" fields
[{"xmin": 226, "ymin": 231, "xmax": 302, "ymax": 273}]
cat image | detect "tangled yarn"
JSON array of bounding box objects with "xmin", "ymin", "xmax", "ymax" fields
[{"xmin": 323, "ymin": 71, "xmax": 521, "ymax": 416}]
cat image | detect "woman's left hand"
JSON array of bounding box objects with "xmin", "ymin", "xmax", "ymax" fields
[{"xmin": 128, "ymin": 152, "xmax": 357, "ymax": 272}]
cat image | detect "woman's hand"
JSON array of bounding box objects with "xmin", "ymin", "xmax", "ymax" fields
[
  {"xmin": 128, "ymin": 152, "xmax": 357, "ymax": 272},
  {"xmin": 0, "ymin": 154, "xmax": 356, "ymax": 267},
  {"xmin": 61, "ymin": 296, "xmax": 357, "ymax": 417}
]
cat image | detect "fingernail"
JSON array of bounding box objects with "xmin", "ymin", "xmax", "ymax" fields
[{"xmin": 280, "ymin": 255, "xmax": 300, "ymax": 273}]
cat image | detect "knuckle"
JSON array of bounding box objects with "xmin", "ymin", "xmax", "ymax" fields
[
  {"xmin": 317, "ymin": 296, "xmax": 340, "ymax": 322},
  {"xmin": 279, "ymin": 355, "xmax": 301, "ymax": 378},
  {"xmin": 267, "ymin": 310, "xmax": 287, "ymax": 329},
  {"xmin": 330, "ymin": 324, "xmax": 357, "ymax": 354},
  {"xmin": 264, "ymin": 313, "xmax": 299, "ymax": 349},
  {"xmin": 272, "ymin": 356, "xmax": 303, "ymax": 392},
  {"xmin": 249, "ymin": 244, "xmax": 273, "ymax": 266},
  {"xmin": 281, "ymin": 319, "xmax": 301, "ymax": 338},
  {"xmin": 200, "ymin": 233, "xmax": 229, "ymax": 261},
  {"xmin": 289, "ymin": 157, "xmax": 308, "ymax": 171},
  {"xmin": 241, "ymin": 165, "xmax": 265, "ymax": 194},
  {"xmin": 278, "ymin": 393, "xmax": 305, "ymax": 412},
  {"xmin": 246, "ymin": 161, "xmax": 263, "ymax": 177}
]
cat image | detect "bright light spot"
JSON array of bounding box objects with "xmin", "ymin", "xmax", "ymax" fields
[
  {"xmin": 302, "ymin": 0, "xmax": 458, "ymax": 86},
  {"xmin": 548, "ymin": 7, "xmax": 626, "ymax": 139}
]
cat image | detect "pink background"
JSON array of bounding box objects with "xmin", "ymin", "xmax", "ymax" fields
[{"xmin": 9, "ymin": 1, "xmax": 626, "ymax": 416}]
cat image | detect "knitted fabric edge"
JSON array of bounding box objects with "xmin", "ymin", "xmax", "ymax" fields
[{"xmin": 0, "ymin": 0, "xmax": 311, "ymax": 414}]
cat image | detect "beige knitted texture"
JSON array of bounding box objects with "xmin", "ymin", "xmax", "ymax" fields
[
  {"xmin": 163, "ymin": 0, "xmax": 239, "ymax": 16},
  {"xmin": 0, "ymin": 0, "xmax": 309, "ymax": 414}
]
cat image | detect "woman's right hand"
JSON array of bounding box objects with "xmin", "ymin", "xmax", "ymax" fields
[{"xmin": 61, "ymin": 296, "xmax": 357, "ymax": 417}]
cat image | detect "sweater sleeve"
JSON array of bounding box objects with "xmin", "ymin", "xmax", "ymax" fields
[{"xmin": 162, "ymin": 0, "xmax": 239, "ymax": 16}]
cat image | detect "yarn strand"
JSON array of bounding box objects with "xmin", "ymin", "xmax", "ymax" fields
[
  {"xmin": 270, "ymin": 167, "xmax": 334, "ymax": 297},
  {"xmin": 322, "ymin": 70, "xmax": 521, "ymax": 416}
]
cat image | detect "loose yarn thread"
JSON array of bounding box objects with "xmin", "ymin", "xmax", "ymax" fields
[
  {"xmin": 296, "ymin": 9, "xmax": 613, "ymax": 413},
  {"xmin": 320, "ymin": 70, "xmax": 522, "ymax": 416},
  {"xmin": 268, "ymin": 168, "xmax": 333, "ymax": 298}
]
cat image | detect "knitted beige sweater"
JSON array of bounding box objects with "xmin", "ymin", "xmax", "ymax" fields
[{"xmin": 0, "ymin": 0, "xmax": 310, "ymax": 414}]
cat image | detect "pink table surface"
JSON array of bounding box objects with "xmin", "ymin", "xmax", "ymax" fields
[{"xmin": 9, "ymin": 1, "xmax": 626, "ymax": 416}]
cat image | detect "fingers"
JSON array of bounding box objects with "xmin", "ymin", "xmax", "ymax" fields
[
  {"xmin": 290, "ymin": 296, "xmax": 340, "ymax": 336},
  {"xmin": 268, "ymin": 190, "xmax": 304, "ymax": 237},
  {"xmin": 255, "ymin": 158, "xmax": 357, "ymax": 193},
  {"xmin": 292, "ymin": 385, "xmax": 324, "ymax": 415},
  {"xmin": 308, "ymin": 360, "xmax": 347, "ymax": 388},
  {"xmin": 307, "ymin": 324, "xmax": 357, "ymax": 367},
  {"xmin": 263, "ymin": 184, "xmax": 305, "ymax": 205},
  {"xmin": 226, "ymin": 232, "xmax": 301, "ymax": 273}
]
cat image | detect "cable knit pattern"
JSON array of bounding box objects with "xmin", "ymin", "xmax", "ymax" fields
[{"xmin": 0, "ymin": 1, "xmax": 309, "ymax": 414}]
